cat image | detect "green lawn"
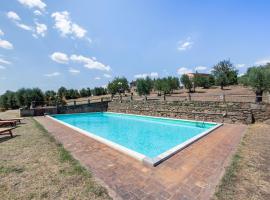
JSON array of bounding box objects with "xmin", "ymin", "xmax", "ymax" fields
[{"xmin": 0, "ymin": 110, "xmax": 111, "ymax": 200}]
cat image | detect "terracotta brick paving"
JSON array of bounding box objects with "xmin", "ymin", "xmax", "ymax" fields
[{"xmin": 35, "ymin": 116, "xmax": 246, "ymax": 200}]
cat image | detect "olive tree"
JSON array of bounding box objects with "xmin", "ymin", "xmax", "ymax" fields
[
  {"xmin": 180, "ymin": 74, "xmax": 192, "ymax": 93},
  {"xmin": 245, "ymin": 64, "xmax": 270, "ymax": 102},
  {"xmin": 107, "ymin": 77, "xmax": 129, "ymax": 98},
  {"xmin": 136, "ymin": 77, "xmax": 153, "ymax": 99},
  {"xmin": 212, "ymin": 60, "xmax": 238, "ymax": 89}
]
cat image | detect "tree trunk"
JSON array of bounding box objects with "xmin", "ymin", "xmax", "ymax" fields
[
  {"xmin": 144, "ymin": 95, "xmax": 147, "ymax": 101},
  {"xmin": 255, "ymin": 90, "xmax": 263, "ymax": 103},
  {"xmin": 221, "ymin": 84, "xmax": 224, "ymax": 90}
]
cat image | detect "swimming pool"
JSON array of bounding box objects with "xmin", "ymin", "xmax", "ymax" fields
[{"xmin": 49, "ymin": 112, "xmax": 222, "ymax": 166}]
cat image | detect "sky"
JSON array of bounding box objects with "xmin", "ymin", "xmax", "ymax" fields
[{"xmin": 0, "ymin": 0, "xmax": 270, "ymax": 94}]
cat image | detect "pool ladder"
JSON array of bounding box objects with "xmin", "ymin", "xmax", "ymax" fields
[{"xmin": 196, "ymin": 116, "xmax": 206, "ymax": 128}]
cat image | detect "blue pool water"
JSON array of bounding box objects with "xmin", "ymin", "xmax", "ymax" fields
[{"xmin": 52, "ymin": 112, "xmax": 217, "ymax": 158}]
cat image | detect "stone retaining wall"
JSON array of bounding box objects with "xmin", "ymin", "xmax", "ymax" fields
[
  {"xmin": 108, "ymin": 100, "xmax": 270, "ymax": 124},
  {"xmin": 20, "ymin": 101, "xmax": 108, "ymax": 117},
  {"xmin": 20, "ymin": 100, "xmax": 270, "ymax": 124}
]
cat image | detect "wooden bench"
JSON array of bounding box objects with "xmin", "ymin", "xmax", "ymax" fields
[
  {"xmin": 0, "ymin": 127, "xmax": 15, "ymax": 137},
  {"xmin": 0, "ymin": 120, "xmax": 17, "ymax": 127},
  {"xmin": 0, "ymin": 117, "xmax": 24, "ymax": 124}
]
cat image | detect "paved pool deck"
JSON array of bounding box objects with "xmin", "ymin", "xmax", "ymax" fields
[{"xmin": 35, "ymin": 116, "xmax": 247, "ymax": 200}]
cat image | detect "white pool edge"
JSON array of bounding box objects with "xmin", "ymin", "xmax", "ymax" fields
[{"xmin": 47, "ymin": 112, "xmax": 222, "ymax": 166}]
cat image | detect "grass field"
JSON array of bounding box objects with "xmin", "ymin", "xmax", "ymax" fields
[
  {"xmin": 213, "ymin": 123, "xmax": 270, "ymax": 200},
  {"xmin": 65, "ymin": 85, "xmax": 268, "ymax": 104},
  {"xmin": 0, "ymin": 110, "xmax": 111, "ymax": 200}
]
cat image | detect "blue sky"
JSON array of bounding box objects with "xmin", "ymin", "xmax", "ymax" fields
[{"xmin": 0, "ymin": 0, "xmax": 270, "ymax": 94}]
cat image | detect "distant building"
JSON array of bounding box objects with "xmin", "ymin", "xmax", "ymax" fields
[{"xmin": 186, "ymin": 73, "xmax": 210, "ymax": 79}]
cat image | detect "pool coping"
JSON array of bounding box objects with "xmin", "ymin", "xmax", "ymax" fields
[{"xmin": 47, "ymin": 112, "xmax": 222, "ymax": 166}]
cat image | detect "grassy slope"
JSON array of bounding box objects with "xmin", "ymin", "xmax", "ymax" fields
[
  {"xmin": 0, "ymin": 110, "xmax": 111, "ymax": 200},
  {"xmin": 213, "ymin": 123, "xmax": 270, "ymax": 200}
]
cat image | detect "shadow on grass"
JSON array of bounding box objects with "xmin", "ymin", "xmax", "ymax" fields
[{"xmin": 0, "ymin": 135, "xmax": 20, "ymax": 143}]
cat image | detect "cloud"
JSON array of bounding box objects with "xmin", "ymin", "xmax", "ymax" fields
[
  {"xmin": 235, "ymin": 64, "xmax": 245, "ymax": 68},
  {"xmin": 33, "ymin": 10, "xmax": 42, "ymax": 16},
  {"xmin": 150, "ymin": 72, "xmax": 159, "ymax": 78},
  {"xmin": 51, "ymin": 11, "xmax": 87, "ymax": 39},
  {"xmin": 18, "ymin": 0, "xmax": 46, "ymax": 11},
  {"xmin": 7, "ymin": 11, "xmax": 21, "ymax": 21},
  {"xmin": 7, "ymin": 11, "xmax": 34, "ymax": 32},
  {"xmin": 50, "ymin": 52, "xmax": 110, "ymax": 71},
  {"xmin": 0, "ymin": 58, "xmax": 12, "ymax": 65},
  {"xmin": 194, "ymin": 66, "xmax": 207, "ymax": 71},
  {"xmin": 0, "ymin": 39, "xmax": 14, "ymax": 50},
  {"xmin": 50, "ymin": 52, "xmax": 69, "ymax": 64},
  {"xmin": 177, "ymin": 67, "xmax": 192, "ymax": 75},
  {"xmin": 0, "ymin": 29, "xmax": 4, "ymax": 36},
  {"xmin": 95, "ymin": 77, "xmax": 101, "ymax": 80},
  {"xmin": 70, "ymin": 54, "xmax": 110, "ymax": 71},
  {"xmin": 17, "ymin": 23, "xmax": 33, "ymax": 31},
  {"xmin": 177, "ymin": 37, "xmax": 193, "ymax": 51},
  {"xmin": 134, "ymin": 72, "xmax": 159, "ymax": 79},
  {"xmin": 255, "ymin": 58, "xmax": 270, "ymax": 66},
  {"xmin": 103, "ymin": 74, "xmax": 112, "ymax": 78},
  {"xmin": 71, "ymin": 24, "xmax": 87, "ymax": 38},
  {"xmin": 35, "ymin": 22, "xmax": 47, "ymax": 37},
  {"xmin": 44, "ymin": 72, "xmax": 60, "ymax": 77},
  {"xmin": 69, "ymin": 67, "xmax": 80, "ymax": 75}
]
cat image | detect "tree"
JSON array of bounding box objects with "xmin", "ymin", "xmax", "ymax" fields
[
  {"xmin": 86, "ymin": 87, "xmax": 91, "ymax": 96},
  {"xmin": 244, "ymin": 65, "xmax": 270, "ymax": 102},
  {"xmin": 44, "ymin": 90, "xmax": 56, "ymax": 105},
  {"xmin": 92, "ymin": 87, "xmax": 107, "ymax": 96},
  {"xmin": 212, "ymin": 60, "xmax": 238, "ymax": 89},
  {"xmin": 79, "ymin": 88, "xmax": 88, "ymax": 97},
  {"xmin": 196, "ymin": 76, "xmax": 211, "ymax": 89},
  {"xmin": 167, "ymin": 76, "xmax": 180, "ymax": 93},
  {"xmin": 238, "ymin": 74, "xmax": 249, "ymax": 86},
  {"xmin": 180, "ymin": 74, "xmax": 192, "ymax": 93},
  {"xmin": 107, "ymin": 77, "xmax": 129, "ymax": 97},
  {"xmin": 65, "ymin": 89, "xmax": 80, "ymax": 99},
  {"xmin": 16, "ymin": 88, "xmax": 27, "ymax": 107},
  {"xmin": 0, "ymin": 91, "xmax": 18, "ymax": 109},
  {"xmin": 160, "ymin": 78, "xmax": 171, "ymax": 95},
  {"xmin": 136, "ymin": 77, "xmax": 153, "ymax": 98},
  {"xmin": 192, "ymin": 73, "xmax": 200, "ymax": 92},
  {"xmin": 208, "ymin": 74, "xmax": 215, "ymax": 86},
  {"xmin": 154, "ymin": 78, "xmax": 163, "ymax": 96},
  {"xmin": 30, "ymin": 88, "xmax": 45, "ymax": 107},
  {"xmin": 0, "ymin": 93, "xmax": 9, "ymax": 109},
  {"xmin": 58, "ymin": 86, "xmax": 67, "ymax": 99}
]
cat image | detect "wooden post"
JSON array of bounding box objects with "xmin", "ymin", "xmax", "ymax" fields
[
  {"xmin": 188, "ymin": 93, "xmax": 191, "ymax": 101},
  {"xmin": 223, "ymin": 93, "xmax": 226, "ymax": 103},
  {"xmin": 163, "ymin": 94, "xmax": 166, "ymax": 101},
  {"xmin": 101, "ymin": 97, "xmax": 103, "ymax": 102},
  {"xmin": 88, "ymin": 99, "xmax": 90, "ymax": 104},
  {"xmin": 74, "ymin": 101, "xmax": 76, "ymax": 106}
]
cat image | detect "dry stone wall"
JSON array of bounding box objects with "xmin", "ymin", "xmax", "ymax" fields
[{"xmin": 108, "ymin": 100, "xmax": 270, "ymax": 124}]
